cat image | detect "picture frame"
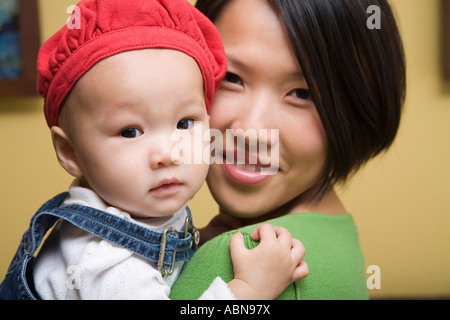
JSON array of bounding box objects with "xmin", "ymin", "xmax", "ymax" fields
[
  {"xmin": 444, "ymin": 0, "xmax": 450, "ymax": 80},
  {"xmin": 0, "ymin": 0, "xmax": 40, "ymax": 97}
]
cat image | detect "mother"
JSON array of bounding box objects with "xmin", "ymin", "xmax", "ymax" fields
[{"xmin": 171, "ymin": 0, "xmax": 405, "ymax": 299}]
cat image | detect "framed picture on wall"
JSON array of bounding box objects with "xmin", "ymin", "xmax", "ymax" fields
[
  {"xmin": 444, "ymin": 0, "xmax": 450, "ymax": 80},
  {"xmin": 0, "ymin": 0, "xmax": 40, "ymax": 97}
]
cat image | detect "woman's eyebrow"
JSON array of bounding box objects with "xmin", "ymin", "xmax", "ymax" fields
[
  {"xmin": 288, "ymin": 70, "xmax": 306, "ymax": 81},
  {"xmin": 226, "ymin": 54, "xmax": 305, "ymax": 80},
  {"xmin": 226, "ymin": 54, "xmax": 248, "ymax": 70}
]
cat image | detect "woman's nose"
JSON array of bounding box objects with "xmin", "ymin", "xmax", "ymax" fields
[
  {"xmin": 233, "ymin": 89, "xmax": 275, "ymax": 128},
  {"xmin": 229, "ymin": 91, "xmax": 278, "ymax": 147}
]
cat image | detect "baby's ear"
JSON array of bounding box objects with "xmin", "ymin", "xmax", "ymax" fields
[{"xmin": 50, "ymin": 126, "xmax": 83, "ymax": 178}]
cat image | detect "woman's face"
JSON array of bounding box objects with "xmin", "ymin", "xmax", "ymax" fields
[{"xmin": 206, "ymin": 0, "xmax": 328, "ymax": 218}]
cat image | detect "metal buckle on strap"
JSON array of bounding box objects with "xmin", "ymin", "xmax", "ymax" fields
[
  {"xmin": 157, "ymin": 216, "xmax": 200, "ymax": 279},
  {"xmin": 158, "ymin": 227, "xmax": 177, "ymax": 279},
  {"xmin": 184, "ymin": 216, "xmax": 200, "ymax": 248}
]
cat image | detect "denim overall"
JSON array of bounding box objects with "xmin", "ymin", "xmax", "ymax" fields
[{"xmin": 0, "ymin": 192, "xmax": 199, "ymax": 300}]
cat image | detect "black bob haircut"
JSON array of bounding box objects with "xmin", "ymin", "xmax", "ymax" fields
[{"xmin": 196, "ymin": 0, "xmax": 406, "ymax": 201}]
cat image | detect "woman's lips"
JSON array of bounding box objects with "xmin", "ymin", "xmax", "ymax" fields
[
  {"xmin": 220, "ymin": 149, "xmax": 278, "ymax": 186},
  {"xmin": 222, "ymin": 161, "xmax": 274, "ymax": 187}
]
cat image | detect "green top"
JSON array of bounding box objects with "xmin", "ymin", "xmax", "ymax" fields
[{"xmin": 170, "ymin": 212, "xmax": 368, "ymax": 300}]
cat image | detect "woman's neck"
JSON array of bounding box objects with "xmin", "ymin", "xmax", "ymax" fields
[
  {"xmin": 289, "ymin": 187, "xmax": 347, "ymax": 216},
  {"xmin": 199, "ymin": 188, "xmax": 346, "ymax": 245}
]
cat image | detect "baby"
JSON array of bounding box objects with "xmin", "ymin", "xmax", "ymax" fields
[{"xmin": 0, "ymin": 0, "xmax": 307, "ymax": 300}]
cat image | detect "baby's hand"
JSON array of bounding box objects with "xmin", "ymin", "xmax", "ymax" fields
[{"xmin": 227, "ymin": 224, "xmax": 308, "ymax": 300}]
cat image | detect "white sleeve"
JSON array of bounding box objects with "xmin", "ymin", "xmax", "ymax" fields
[{"xmin": 198, "ymin": 277, "xmax": 237, "ymax": 300}]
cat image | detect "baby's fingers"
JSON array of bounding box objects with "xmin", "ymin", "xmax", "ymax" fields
[
  {"xmin": 290, "ymin": 238, "xmax": 306, "ymax": 263},
  {"xmin": 251, "ymin": 224, "xmax": 276, "ymax": 242},
  {"xmin": 292, "ymin": 260, "xmax": 309, "ymax": 282},
  {"xmin": 274, "ymin": 226, "xmax": 293, "ymax": 249},
  {"xmin": 290, "ymin": 239, "xmax": 308, "ymax": 281},
  {"xmin": 229, "ymin": 232, "xmax": 247, "ymax": 258},
  {"xmin": 251, "ymin": 225, "xmax": 293, "ymax": 249}
]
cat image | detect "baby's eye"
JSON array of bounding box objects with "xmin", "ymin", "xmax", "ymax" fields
[
  {"xmin": 120, "ymin": 127, "xmax": 143, "ymax": 138},
  {"xmin": 288, "ymin": 88, "xmax": 311, "ymax": 100},
  {"xmin": 177, "ymin": 119, "xmax": 195, "ymax": 130}
]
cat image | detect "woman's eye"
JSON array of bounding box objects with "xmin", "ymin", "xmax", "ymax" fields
[
  {"xmin": 289, "ymin": 88, "xmax": 311, "ymax": 100},
  {"xmin": 177, "ymin": 119, "xmax": 195, "ymax": 130},
  {"xmin": 223, "ymin": 72, "xmax": 242, "ymax": 85},
  {"xmin": 120, "ymin": 127, "xmax": 143, "ymax": 138}
]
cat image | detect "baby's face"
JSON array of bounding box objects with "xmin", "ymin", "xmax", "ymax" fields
[{"xmin": 65, "ymin": 49, "xmax": 209, "ymax": 219}]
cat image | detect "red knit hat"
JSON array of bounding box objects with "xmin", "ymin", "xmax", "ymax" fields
[{"xmin": 38, "ymin": 0, "xmax": 226, "ymax": 127}]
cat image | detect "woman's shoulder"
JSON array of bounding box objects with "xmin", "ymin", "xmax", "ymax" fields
[
  {"xmin": 199, "ymin": 212, "xmax": 361, "ymax": 255},
  {"xmin": 169, "ymin": 227, "xmax": 237, "ymax": 299},
  {"xmin": 231, "ymin": 212, "xmax": 357, "ymax": 237},
  {"xmin": 171, "ymin": 212, "xmax": 369, "ymax": 300},
  {"xmin": 220, "ymin": 212, "xmax": 368, "ymax": 299}
]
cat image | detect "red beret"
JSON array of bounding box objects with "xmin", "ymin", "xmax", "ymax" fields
[{"xmin": 38, "ymin": 0, "xmax": 226, "ymax": 127}]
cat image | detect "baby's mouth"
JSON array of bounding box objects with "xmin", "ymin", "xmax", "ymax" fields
[{"xmin": 150, "ymin": 178, "xmax": 183, "ymax": 194}]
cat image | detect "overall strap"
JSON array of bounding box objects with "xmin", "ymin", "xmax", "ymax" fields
[
  {"xmin": 30, "ymin": 193, "xmax": 199, "ymax": 274},
  {"xmin": 0, "ymin": 193, "xmax": 199, "ymax": 300}
]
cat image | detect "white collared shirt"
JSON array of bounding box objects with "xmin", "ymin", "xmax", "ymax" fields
[{"xmin": 33, "ymin": 181, "xmax": 234, "ymax": 300}]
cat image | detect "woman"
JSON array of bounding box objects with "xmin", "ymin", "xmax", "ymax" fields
[{"xmin": 170, "ymin": 0, "xmax": 405, "ymax": 299}]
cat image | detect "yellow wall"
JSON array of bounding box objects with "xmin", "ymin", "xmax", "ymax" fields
[
  {"xmin": 0, "ymin": 0, "xmax": 449, "ymax": 299},
  {"xmin": 339, "ymin": 0, "xmax": 450, "ymax": 298}
]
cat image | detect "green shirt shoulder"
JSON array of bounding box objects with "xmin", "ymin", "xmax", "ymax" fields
[{"xmin": 170, "ymin": 213, "xmax": 369, "ymax": 300}]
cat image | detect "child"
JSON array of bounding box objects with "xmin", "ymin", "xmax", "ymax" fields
[{"xmin": 0, "ymin": 0, "xmax": 308, "ymax": 300}]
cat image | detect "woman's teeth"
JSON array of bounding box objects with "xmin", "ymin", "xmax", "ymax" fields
[{"xmin": 235, "ymin": 163, "xmax": 264, "ymax": 172}]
